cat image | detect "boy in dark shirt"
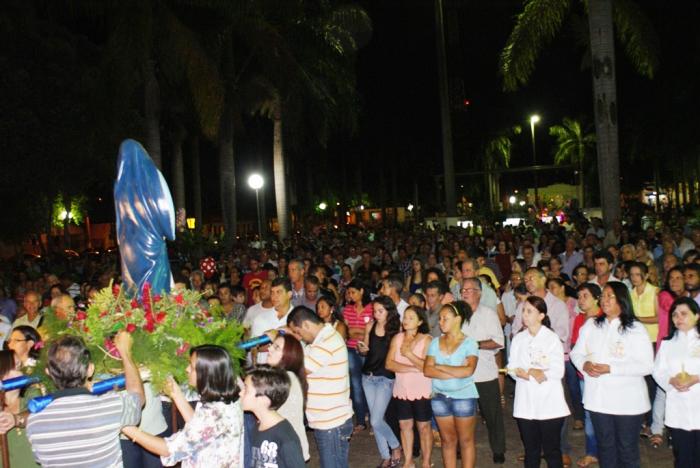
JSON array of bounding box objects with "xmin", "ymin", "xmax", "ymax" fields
[{"xmin": 241, "ymin": 366, "xmax": 305, "ymax": 468}]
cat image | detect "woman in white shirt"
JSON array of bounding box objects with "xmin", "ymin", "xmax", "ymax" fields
[
  {"xmin": 652, "ymin": 297, "xmax": 700, "ymax": 467},
  {"xmin": 508, "ymin": 295, "xmax": 569, "ymax": 468},
  {"xmin": 571, "ymin": 281, "xmax": 654, "ymax": 468},
  {"xmin": 265, "ymin": 333, "xmax": 310, "ymax": 462}
]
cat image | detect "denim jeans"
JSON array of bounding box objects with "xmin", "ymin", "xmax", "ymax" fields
[
  {"xmin": 579, "ymin": 380, "xmax": 597, "ymax": 457},
  {"xmin": 565, "ymin": 360, "xmax": 584, "ymax": 421},
  {"xmin": 651, "ymin": 386, "xmax": 666, "ymax": 435},
  {"xmin": 362, "ymin": 374, "xmax": 400, "ymax": 459},
  {"xmin": 590, "ymin": 411, "xmax": 643, "ymax": 468},
  {"xmin": 314, "ymin": 417, "xmax": 353, "ymax": 468},
  {"xmin": 348, "ymin": 348, "xmax": 368, "ymax": 425}
]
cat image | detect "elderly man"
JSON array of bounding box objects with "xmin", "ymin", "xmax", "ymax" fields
[
  {"xmin": 0, "ymin": 331, "xmax": 144, "ymax": 467},
  {"xmin": 13, "ymin": 290, "xmax": 42, "ymax": 329},
  {"xmin": 461, "ymin": 277, "xmax": 506, "ymax": 464}
]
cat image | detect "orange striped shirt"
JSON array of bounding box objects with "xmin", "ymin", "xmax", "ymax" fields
[{"xmin": 305, "ymin": 323, "xmax": 353, "ymax": 429}]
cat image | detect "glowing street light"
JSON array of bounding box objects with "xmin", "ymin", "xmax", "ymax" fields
[
  {"xmin": 529, "ymin": 114, "xmax": 541, "ymax": 208},
  {"xmin": 407, "ymin": 203, "xmax": 414, "ymax": 212},
  {"xmin": 247, "ymin": 174, "xmax": 264, "ymax": 238},
  {"xmin": 508, "ymin": 196, "xmax": 517, "ymax": 205},
  {"xmin": 318, "ymin": 202, "xmax": 327, "ymax": 211}
]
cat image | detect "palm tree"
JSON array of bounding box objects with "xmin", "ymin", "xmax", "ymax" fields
[
  {"xmin": 549, "ymin": 118, "xmax": 596, "ymax": 206},
  {"xmin": 499, "ymin": 0, "xmax": 658, "ymax": 227},
  {"xmin": 247, "ymin": 2, "xmax": 372, "ymax": 240},
  {"xmin": 483, "ymin": 126, "xmax": 522, "ymax": 211}
]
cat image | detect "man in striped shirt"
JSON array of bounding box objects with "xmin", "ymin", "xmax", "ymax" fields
[
  {"xmin": 288, "ymin": 306, "xmax": 353, "ymax": 468},
  {"xmin": 2, "ymin": 332, "xmax": 145, "ymax": 468}
]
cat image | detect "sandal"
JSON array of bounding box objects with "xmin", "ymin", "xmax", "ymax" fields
[
  {"xmin": 353, "ymin": 424, "xmax": 367, "ymax": 434},
  {"xmin": 390, "ymin": 447, "xmax": 402, "ymax": 467},
  {"xmin": 576, "ymin": 455, "xmax": 598, "ymax": 467},
  {"xmin": 650, "ymin": 434, "xmax": 664, "ymax": 448}
]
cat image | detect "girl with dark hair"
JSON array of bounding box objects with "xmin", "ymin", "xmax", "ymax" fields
[
  {"xmin": 425, "ymin": 268, "xmax": 455, "ymax": 303},
  {"xmin": 266, "ymin": 333, "xmax": 310, "ymax": 461},
  {"xmin": 8, "ymin": 326, "xmax": 41, "ymax": 370},
  {"xmin": 424, "ymin": 301, "xmax": 479, "ymax": 468},
  {"xmin": 343, "ymin": 279, "xmax": 373, "ymax": 433},
  {"xmin": 406, "ymin": 259, "xmax": 425, "ymax": 295},
  {"xmin": 316, "ymin": 295, "xmax": 348, "ymax": 340},
  {"xmin": 571, "ymin": 282, "xmax": 654, "ymax": 468},
  {"xmin": 386, "ymin": 305, "xmax": 434, "ymax": 468},
  {"xmin": 122, "ymin": 345, "xmax": 244, "ymax": 467},
  {"xmin": 508, "ymin": 296, "xmax": 569, "ymax": 468},
  {"xmin": 652, "ymin": 297, "xmax": 700, "ymax": 467},
  {"xmin": 357, "ymin": 296, "xmax": 402, "ymax": 467},
  {"xmin": 408, "ymin": 293, "xmax": 427, "ymax": 308},
  {"xmin": 0, "ymin": 349, "xmax": 38, "ymax": 466}
]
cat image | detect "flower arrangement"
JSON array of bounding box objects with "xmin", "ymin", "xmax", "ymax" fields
[{"xmin": 40, "ymin": 281, "xmax": 246, "ymax": 390}]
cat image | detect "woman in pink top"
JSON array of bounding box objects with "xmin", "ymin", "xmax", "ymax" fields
[
  {"xmin": 386, "ymin": 305, "xmax": 434, "ymax": 468},
  {"xmin": 649, "ymin": 266, "xmax": 688, "ymax": 447}
]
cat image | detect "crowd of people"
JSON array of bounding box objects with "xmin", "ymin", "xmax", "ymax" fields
[{"xmin": 0, "ymin": 215, "xmax": 698, "ymax": 468}]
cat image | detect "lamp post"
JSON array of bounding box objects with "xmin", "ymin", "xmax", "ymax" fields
[
  {"xmin": 247, "ymin": 174, "xmax": 264, "ymax": 239},
  {"xmin": 529, "ymin": 114, "xmax": 540, "ymax": 208}
]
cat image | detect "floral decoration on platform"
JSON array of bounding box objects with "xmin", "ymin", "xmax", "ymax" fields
[{"xmin": 41, "ymin": 281, "xmax": 245, "ymax": 390}]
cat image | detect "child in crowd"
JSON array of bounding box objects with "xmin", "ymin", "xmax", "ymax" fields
[
  {"xmin": 241, "ymin": 366, "xmax": 305, "ymax": 468},
  {"xmin": 229, "ymin": 285, "xmax": 247, "ymax": 322}
]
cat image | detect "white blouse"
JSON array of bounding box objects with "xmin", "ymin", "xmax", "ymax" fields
[
  {"xmin": 571, "ymin": 317, "xmax": 653, "ymax": 415},
  {"xmin": 652, "ymin": 329, "xmax": 700, "ymax": 431},
  {"xmin": 507, "ymin": 326, "xmax": 570, "ymax": 420}
]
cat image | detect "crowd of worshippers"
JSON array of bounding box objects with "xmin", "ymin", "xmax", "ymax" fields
[{"xmin": 0, "ymin": 217, "xmax": 698, "ymax": 467}]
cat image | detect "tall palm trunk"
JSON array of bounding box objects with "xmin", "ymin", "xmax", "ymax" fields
[
  {"xmin": 190, "ymin": 136, "xmax": 202, "ymax": 226},
  {"xmin": 219, "ymin": 106, "xmax": 237, "ymax": 245},
  {"xmin": 171, "ymin": 124, "xmax": 187, "ymax": 212},
  {"xmin": 273, "ymin": 105, "xmax": 289, "ymax": 240},
  {"xmin": 435, "ymin": 0, "xmax": 457, "ymax": 216},
  {"xmin": 588, "ymin": 0, "xmax": 620, "ymax": 228},
  {"xmin": 143, "ymin": 59, "xmax": 162, "ymax": 168}
]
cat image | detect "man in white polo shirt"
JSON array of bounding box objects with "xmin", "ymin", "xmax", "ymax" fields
[
  {"xmin": 288, "ymin": 306, "xmax": 353, "ymax": 468},
  {"xmin": 250, "ymin": 278, "xmax": 294, "ymax": 364},
  {"xmin": 461, "ymin": 277, "xmax": 506, "ymax": 464}
]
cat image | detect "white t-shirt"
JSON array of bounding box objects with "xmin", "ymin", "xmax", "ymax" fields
[
  {"xmin": 396, "ymin": 299, "xmax": 409, "ymax": 320},
  {"xmin": 250, "ymin": 306, "xmax": 293, "ymax": 364},
  {"xmin": 462, "ymin": 304, "xmax": 504, "ymax": 382}
]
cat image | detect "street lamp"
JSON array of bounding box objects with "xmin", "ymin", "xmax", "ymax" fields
[
  {"xmin": 247, "ymin": 174, "xmax": 264, "ymax": 239},
  {"xmin": 529, "ymin": 114, "xmax": 541, "ymax": 208},
  {"xmin": 318, "ymin": 202, "xmax": 327, "ymax": 211},
  {"xmin": 508, "ymin": 195, "xmax": 517, "ymax": 205}
]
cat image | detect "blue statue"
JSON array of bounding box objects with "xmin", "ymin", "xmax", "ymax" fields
[{"xmin": 114, "ymin": 139, "xmax": 176, "ymax": 297}]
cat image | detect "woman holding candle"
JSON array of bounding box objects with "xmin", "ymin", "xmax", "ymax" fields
[
  {"xmin": 508, "ymin": 296, "xmax": 569, "ymax": 468},
  {"xmin": 571, "ymin": 281, "xmax": 654, "ymax": 468},
  {"xmin": 652, "ymin": 297, "xmax": 700, "ymax": 467}
]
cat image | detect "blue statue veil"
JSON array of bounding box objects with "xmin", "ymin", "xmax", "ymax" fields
[{"xmin": 114, "ymin": 139, "xmax": 176, "ymax": 297}]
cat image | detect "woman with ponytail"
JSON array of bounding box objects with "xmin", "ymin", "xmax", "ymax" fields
[{"xmin": 508, "ymin": 296, "xmax": 569, "ymax": 468}]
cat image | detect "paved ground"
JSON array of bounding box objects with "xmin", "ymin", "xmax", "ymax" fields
[{"xmin": 307, "ymin": 384, "xmax": 675, "ymax": 467}]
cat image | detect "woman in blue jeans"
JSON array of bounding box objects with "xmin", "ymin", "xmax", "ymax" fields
[
  {"xmin": 343, "ymin": 280, "xmax": 373, "ymax": 433},
  {"xmin": 423, "ymin": 301, "xmax": 479, "ymax": 468},
  {"xmin": 358, "ymin": 296, "xmax": 402, "ymax": 467}
]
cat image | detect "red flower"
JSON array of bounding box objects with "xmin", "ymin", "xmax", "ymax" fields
[
  {"xmin": 112, "ymin": 284, "xmax": 120, "ymax": 298},
  {"xmin": 142, "ymin": 282, "xmax": 151, "ymax": 298},
  {"xmin": 143, "ymin": 321, "xmax": 155, "ymax": 333},
  {"xmin": 126, "ymin": 323, "xmax": 137, "ymax": 333},
  {"xmin": 76, "ymin": 311, "xmax": 87, "ymax": 321},
  {"xmin": 130, "ymin": 299, "xmax": 139, "ymax": 309},
  {"xmin": 153, "ymin": 294, "xmax": 161, "ymax": 303},
  {"xmin": 125, "ymin": 310, "xmax": 132, "ymax": 318},
  {"xmin": 99, "ymin": 310, "xmax": 109, "ymax": 318},
  {"xmin": 155, "ymin": 312, "xmax": 167, "ymax": 323},
  {"xmin": 174, "ymin": 294, "xmax": 184, "ymax": 305},
  {"xmin": 176, "ymin": 342, "xmax": 190, "ymax": 356}
]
